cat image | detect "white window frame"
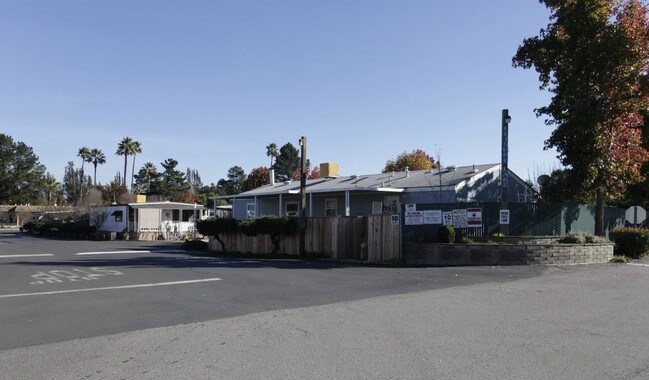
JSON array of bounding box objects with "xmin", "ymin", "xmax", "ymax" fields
[
  {"xmin": 372, "ymin": 201, "xmax": 383, "ymax": 215},
  {"xmin": 325, "ymin": 198, "xmax": 337, "ymax": 216},
  {"xmin": 246, "ymin": 203, "xmax": 256, "ymax": 219}
]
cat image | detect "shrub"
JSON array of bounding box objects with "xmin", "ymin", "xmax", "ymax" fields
[
  {"xmin": 437, "ymin": 225, "xmax": 455, "ymax": 243},
  {"xmin": 612, "ymin": 227, "xmax": 649, "ymax": 259},
  {"xmin": 182, "ymin": 239, "xmax": 208, "ymax": 251},
  {"xmin": 610, "ymin": 255, "xmax": 630, "ymax": 263},
  {"xmin": 557, "ymin": 231, "xmax": 609, "ymax": 244}
]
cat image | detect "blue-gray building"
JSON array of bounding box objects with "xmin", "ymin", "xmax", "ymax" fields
[{"xmin": 211, "ymin": 163, "xmax": 535, "ymax": 220}]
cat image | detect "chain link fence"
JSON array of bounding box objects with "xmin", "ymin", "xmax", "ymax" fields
[{"xmin": 401, "ymin": 202, "xmax": 625, "ymax": 243}]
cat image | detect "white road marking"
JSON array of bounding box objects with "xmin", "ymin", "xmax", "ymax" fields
[
  {"xmin": 75, "ymin": 250, "xmax": 153, "ymax": 255},
  {"xmin": 75, "ymin": 249, "xmax": 188, "ymax": 256},
  {"xmin": 628, "ymin": 263, "xmax": 649, "ymax": 267},
  {"xmin": 0, "ymin": 278, "xmax": 222, "ymax": 298},
  {"xmin": 0, "ymin": 254, "xmax": 54, "ymax": 259}
]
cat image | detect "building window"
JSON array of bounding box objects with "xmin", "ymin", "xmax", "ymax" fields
[
  {"xmin": 112, "ymin": 210, "xmax": 123, "ymax": 222},
  {"xmin": 182, "ymin": 210, "xmax": 196, "ymax": 222},
  {"xmin": 285, "ymin": 202, "xmax": 299, "ymax": 217},
  {"xmin": 372, "ymin": 202, "xmax": 383, "ymax": 215},
  {"xmin": 383, "ymin": 196, "xmax": 399, "ymax": 214},
  {"xmin": 246, "ymin": 203, "xmax": 256, "ymax": 219},
  {"xmin": 325, "ymin": 199, "xmax": 337, "ymax": 216}
]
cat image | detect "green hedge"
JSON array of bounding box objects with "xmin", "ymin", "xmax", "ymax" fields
[
  {"xmin": 612, "ymin": 227, "xmax": 649, "ymax": 259},
  {"xmin": 437, "ymin": 225, "xmax": 456, "ymax": 243},
  {"xmin": 21, "ymin": 220, "xmax": 96, "ymax": 235}
]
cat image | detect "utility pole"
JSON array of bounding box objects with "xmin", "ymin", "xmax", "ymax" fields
[
  {"xmin": 299, "ymin": 136, "xmax": 307, "ymax": 257},
  {"xmin": 500, "ymin": 109, "xmax": 511, "ymax": 235}
]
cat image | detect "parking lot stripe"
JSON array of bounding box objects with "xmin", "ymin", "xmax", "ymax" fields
[
  {"xmin": 0, "ymin": 254, "xmax": 54, "ymax": 259},
  {"xmin": 0, "ymin": 278, "xmax": 222, "ymax": 298},
  {"xmin": 75, "ymin": 250, "xmax": 153, "ymax": 255}
]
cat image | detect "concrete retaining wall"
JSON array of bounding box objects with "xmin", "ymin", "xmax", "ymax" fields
[{"xmin": 405, "ymin": 242, "xmax": 614, "ymax": 266}]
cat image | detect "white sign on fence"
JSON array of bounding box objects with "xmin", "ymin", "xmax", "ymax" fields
[
  {"xmin": 423, "ymin": 210, "xmax": 442, "ymax": 224},
  {"xmin": 452, "ymin": 209, "xmax": 468, "ymax": 228},
  {"xmin": 467, "ymin": 207, "xmax": 482, "ymax": 227},
  {"xmin": 442, "ymin": 211, "xmax": 453, "ymax": 226},
  {"xmin": 405, "ymin": 211, "xmax": 424, "ymax": 225},
  {"xmin": 499, "ymin": 209, "xmax": 510, "ymax": 225},
  {"xmin": 391, "ymin": 214, "xmax": 400, "ymax": 225},
  {"xmin": 405, "ymin": 204, "xmax": 417, "ymax": 212}
]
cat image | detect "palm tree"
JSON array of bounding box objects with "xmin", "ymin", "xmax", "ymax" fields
[
  {"xmin": 77, "ymin": 147, "xmax": 91, "ymax": 199},
  {"xmin": 142, "ymin": 162, "xmax": 157, "ymax": 193},
  {"xmin": 130, "ymin": 140, "xmax": 142, "ymax": 192},
  {"xmin": 43, "ymin": 173, "xmax": 61, "ymax": 205},
  {"xmin": 266, "ymin": 143, "xmax": 278, "ymax": 168},
  {"xmin": 89, "ymin": 148, "xmax": 106, "ymax": 187},
  {"xmin": 116, "ymin": 137, "xmax": 134, "ymax": 189}
]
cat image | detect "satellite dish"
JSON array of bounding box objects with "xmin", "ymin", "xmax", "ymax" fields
[{"xmin": 537, "ymin": 175, "xmax": 550, "ymax": 186}]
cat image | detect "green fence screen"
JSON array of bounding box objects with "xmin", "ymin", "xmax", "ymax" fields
[{"xmin": 401, "ymin": 202, "xmax": 625, "ymax": 243}]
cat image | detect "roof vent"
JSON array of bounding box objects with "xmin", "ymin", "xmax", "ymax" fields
[
  {"xmin": 284, "ymin": 180, "xmax": 292, "ymax": 185},
  {"xmin": 351, "ymin": 174, "xmax": 359, "ymax": 179},
  {"xmin": 447, "ymin": 165, "xmax": 458, "ymax": 171}
]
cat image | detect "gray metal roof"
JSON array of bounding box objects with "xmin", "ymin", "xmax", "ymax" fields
[
  {"xmin": 129, "ymin": 201, "xmax": 206, "ymax": 210},
  {"xmin": 212, "ymin": 163, "xmax": 502, "ymax": 199}
]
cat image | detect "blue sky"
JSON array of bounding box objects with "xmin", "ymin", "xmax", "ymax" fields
[{"xmin": 1, "ymin": 0, "xmax": 560, "ymax": 187}]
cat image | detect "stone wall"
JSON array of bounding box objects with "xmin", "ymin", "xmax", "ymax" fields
[{"xmin": 405, "ymin": 243, "xmax": 614, "ymax": 266}]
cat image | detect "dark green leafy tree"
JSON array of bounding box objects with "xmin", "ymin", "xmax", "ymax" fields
[
  {"xmin": 158, "ymin": 158, "xmax": 189, "ymax": 201},
  {"xmin": 197, "ymin": 183, "xmax": 222, "ymax": 208},
  {"xmin": 186, "ymin": 168, "xmax": 203, "ymax": 192},
  {"xmin": 273, "ymin": 143, "xmax": 299, "ymax": 182},
  {"xmin": 134, "ymin": 162, "xmax": 159, "ymax": 195},
  {"xmin": 62, "ymin": 161, "xmax": 91, "ymax": 205},
  {"xmin": 513, "ymin": 0, "xmax": 649, "ymax": 235},
  {"xmin": 538, "ymin": 169, "xmax": 590, "ymax": 203},
  {"xmin": 0, "ymin": 134, "xmax": 47, "ymax": 204},
  {"xmin": 217, "ymin": 166, "xmax": 247, "ymax": 195}
]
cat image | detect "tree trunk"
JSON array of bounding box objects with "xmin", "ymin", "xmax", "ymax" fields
[
  {"xmin": 131, "ymin": 154, "xmax": 137, "ymax": 192},
  {"xmin": 595, "ymin": 188, "xmax": 605, "ymax": 237},
  {"xmin": 123, "ymin": 155, "xmax": 128, "ymax": 188}
]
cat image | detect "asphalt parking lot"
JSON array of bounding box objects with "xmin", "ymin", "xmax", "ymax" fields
[{"xmin": 2, "ymin": 230, "xmax": 648, "ymax": 379}]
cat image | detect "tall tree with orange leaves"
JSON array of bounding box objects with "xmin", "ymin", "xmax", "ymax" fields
[{"xmin": 513, "ymin": 0, "xmax": 649, "ymax": 235}]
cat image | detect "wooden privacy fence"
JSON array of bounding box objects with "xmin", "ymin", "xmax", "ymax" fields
[{"xmin": 207, "ymin": 215, "xmax": 400, "ymax": 263}]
